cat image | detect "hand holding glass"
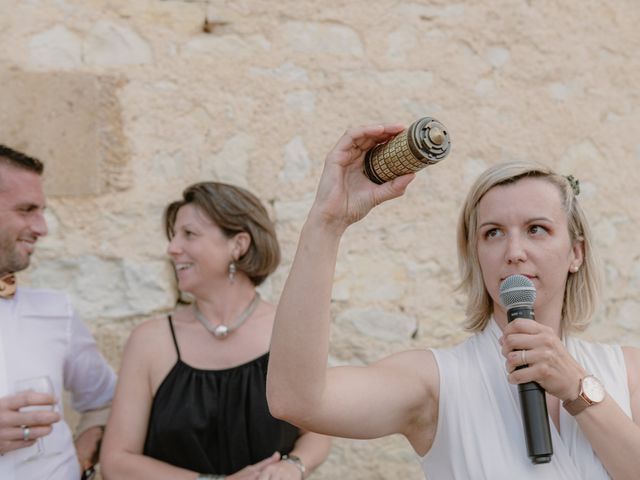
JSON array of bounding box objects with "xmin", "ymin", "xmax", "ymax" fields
[{"xmin": 14, "ymin": 375, "xmax": 56, "ymax": 460}]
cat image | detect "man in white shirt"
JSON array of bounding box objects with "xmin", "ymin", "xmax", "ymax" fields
[{"xmin": 0, "ymin": 145, "xmax": 117, "ymax": 479}]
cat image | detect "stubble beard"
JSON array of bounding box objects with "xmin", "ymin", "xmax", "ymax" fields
[{"xmin": 0, "ymin": 238, "xmax": 31, "ymax": 275}]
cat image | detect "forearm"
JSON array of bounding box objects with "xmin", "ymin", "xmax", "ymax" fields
[
  {"xmin": 75, "ymin": 426, "xmax": 103, "ymax": 471},
  {"xmin": 576, "ymin": 395, "xmax": 640, "ymax": 479},
  {"xmin": 268, "ymin": 214, "xmax": 343, "ymax": 421},
  {"xmin": 101, "ymin": 450, "xmax": 198, "ymax": 480},
  {"xmin": 287, "ymin": 430, "xmax": 332, "ymax": 476},
  {"xmin": 75, "ymin": 407, "xmax": 111, "ymax": 469}
]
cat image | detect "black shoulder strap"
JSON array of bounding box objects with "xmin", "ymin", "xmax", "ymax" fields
[{"xmin": 167, "ymin": 315, "xmax": 181, "ymax": 360}]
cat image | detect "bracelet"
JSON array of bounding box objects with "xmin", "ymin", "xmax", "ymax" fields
[
  {"xmin": 197, "ymin": 475, "xmax": 226, "ymax": 479},
  {"xmin": 281, "ymin": 454, "xmax": 306, "ymax": 479},
  {"xmin": 80, "ymin": 466, "xmax": 96, "ymax": 480}
]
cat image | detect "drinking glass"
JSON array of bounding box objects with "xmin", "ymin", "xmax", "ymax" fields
[{"xmin": 14, "ymin": 375, "xmax": 56, "ymax": 460}]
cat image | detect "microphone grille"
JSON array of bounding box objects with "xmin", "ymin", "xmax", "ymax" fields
[{"xmin": 499, "ymin": 275, "xmax": 536, "ymax": 308}]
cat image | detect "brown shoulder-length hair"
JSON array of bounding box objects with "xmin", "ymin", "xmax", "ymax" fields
[
  {"xmin": 164, "ymin": 182, "xmax": 280, "ymax": 286},
  {"xmin": 457, "ymin": 161, "xmax": 601, "ymax": 333}
]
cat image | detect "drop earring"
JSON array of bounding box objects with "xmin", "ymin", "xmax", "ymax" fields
[{"xmin": 228, "ymin": 261, "xmax": 237, "ymax": 283}]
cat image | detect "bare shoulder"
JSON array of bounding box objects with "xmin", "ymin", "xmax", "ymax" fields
[
  {"xmin": 622, "ymin": 345, "xmax": 640, "ymax": 360},
  {"xmin": 373, "ymin": 349, "xmax": 440, "ymax": 410},
  {"xmin": 118, "ymin": 314, "xmax": 178, "ymax": 393},
  {"xmin": 122, "ymin": 314, "xmax": 175, "ymax": 365},
  {"xmin": 127, "ymin": 315, "xmax": 171, "ymax": 346},
  {"xmin": 373, "ymin": 349, "xmax": 440, "ymax": 452},
  {"xmin": 375, "ymin": 348, "xmax": 438, "ymax": 377}
]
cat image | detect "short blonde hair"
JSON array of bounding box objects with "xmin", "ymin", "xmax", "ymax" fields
[
  {"xmin": 164, "ymin": 182, "xmax": 280, "ymax": 286},
  {"xmin": 457, "ymin": 161, "xmax": 601, "ymax": 333}
]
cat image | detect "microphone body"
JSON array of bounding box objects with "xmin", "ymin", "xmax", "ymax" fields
[
  {"xmin": 500, "ymin": 275, "xmax": 553, "ymax": 464},
  {"xmin": 363, "ymin": 116, "xmax": 451, "ymax": 184}
]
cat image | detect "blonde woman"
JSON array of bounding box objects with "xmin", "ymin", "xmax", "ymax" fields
[{"xmin": 267, "ymin": 124, "xmax": 640, "ymax": 479}]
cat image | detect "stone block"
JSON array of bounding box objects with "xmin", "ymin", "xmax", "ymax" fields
[
  {"xmin": 29, "ymin": 25, "xmax": 82, "ymax": 68},
  {"xmin": 201, "ymin": 132, "xmax": 254, "ymax": 187},
  {"xmin": 0, "ymin": 69, "xmax": 129, "ymax": 196},
  {"xmin": 283, "ymin": 21, "xmax": 363, "ymax": 56},
  {"xmin": 83, "ymin": 20, "xmax": 152, "ymax": 66},
  {"xmin": 279, "ymin": 136, "xmax": 311, "ymax": 182},
  {"xmin": 29, "ymin": 255, "xmax": 175, "ymax": 320},
  {"xmin": 337, "ymin": 308, "xmax": 418, "ymax": 342}
]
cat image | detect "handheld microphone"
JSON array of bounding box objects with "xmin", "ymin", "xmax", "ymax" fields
[
  {"xmin": 362, "ymin": 116, "xmax": 451, "ymax": 184},
  {"xmin": 499, "ymin": 274, "xmax": 553, "ymax": 464}
]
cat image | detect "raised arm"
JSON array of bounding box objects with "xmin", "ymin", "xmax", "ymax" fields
[{"xmin": 267, "ymin": 124, "xmax": 440, "ymax": 453}]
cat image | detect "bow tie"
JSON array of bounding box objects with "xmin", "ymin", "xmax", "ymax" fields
[{"xmin": 0, "ymin": 273, "xmax": 16, "ymax": 299}]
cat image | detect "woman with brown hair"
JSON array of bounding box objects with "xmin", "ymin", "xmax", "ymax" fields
[{"xmin": 101, "ymin": 182, "xmax": 330, "ymax": 480}]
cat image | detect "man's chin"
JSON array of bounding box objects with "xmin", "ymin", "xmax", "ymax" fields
[{"xmin": 6, "ymin": 256, "xmax": 32, "ymax": 274}]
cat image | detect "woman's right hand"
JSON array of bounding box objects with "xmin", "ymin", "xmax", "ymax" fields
[{"xmin": 309, "ymin": 123, "xmax": 416, "ymax": 233}]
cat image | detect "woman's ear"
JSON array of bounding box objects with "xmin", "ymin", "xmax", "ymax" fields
[
  {"xmin": 570, "ymin": 239, "xmax": 584, "ymax": 272},
  {"xmin": 232, "ymin": 231, "xmax": 251, "ymax": 259}
]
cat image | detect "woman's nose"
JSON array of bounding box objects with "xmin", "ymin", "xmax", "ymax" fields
[
  {"xmin": 166, "ymin": 238, "xmax": 181, "ymax": 255},
  {"xmin": 505, "ymin": 234, "xmax": 527, "ymax": 264}
]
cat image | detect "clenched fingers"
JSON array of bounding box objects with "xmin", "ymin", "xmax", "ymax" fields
[{"xmin": 0, "ymin": 424, "xmax": 54, "ymax": 454}]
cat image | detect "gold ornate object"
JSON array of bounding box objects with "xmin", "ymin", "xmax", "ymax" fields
[
  {"xmin": 363, "ymin": 117, "xmax": 451, "ymax": 184},
  {"xmin": 428, "ymin": 127, "xmax": 445, "ymax": 145}
]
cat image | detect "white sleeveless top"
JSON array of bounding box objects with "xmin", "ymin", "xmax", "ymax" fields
[{"xmin": 421, "ymin": 319, "xmax": 631, "ymax": 479}]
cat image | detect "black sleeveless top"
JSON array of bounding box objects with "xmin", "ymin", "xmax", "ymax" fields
[{"xmin": 143, "ymin": 317, "xmax": 299, "ymax": 475}]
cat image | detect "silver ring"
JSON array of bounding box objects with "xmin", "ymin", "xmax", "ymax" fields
[
  {"xmin": 22, "ymin": 426, "xmax": 30, "ymax": 442},
  {"xmin": 521, "ymin": 349, "xmax": 527, "ymax": 366}
]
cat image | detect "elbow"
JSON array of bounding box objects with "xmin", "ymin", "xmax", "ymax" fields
[
  {"xmin": 99, "ymin": 453, "xmax": 114, "ymax": 479},
  {"xmin": 267, "ymin": 383, "xmax": 307, "ymax": 425},
  {"xmin": 266, "ymin": 384, "xmax": 292, "ymax": 421},
  {"xmin": 266, "ymin": 369, "xmax": 324, "ymax": 427},
  {"xmin": 268, "ymin": 401, "xmax": 296, "ymax": 424},
  {"xmin": 99, "ymin": 449, "xmax": 123, "ymax": 480},
  {"xmin": 99, "ymin": 457, "xmax": 114, "ymax": 479}
]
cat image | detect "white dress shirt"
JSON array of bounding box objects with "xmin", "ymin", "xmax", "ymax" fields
[{"xmin": 0, "ymin": 287, "xmax": 116, "ymax": 480}]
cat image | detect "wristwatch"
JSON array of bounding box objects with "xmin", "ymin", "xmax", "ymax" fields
[
  {"xmin": 281, "ymin": 454, "xmax": 306, "ymax": 479},
  {"xmin": 562, "ymin": 374, "xmax": 605, "ymax": 416}
]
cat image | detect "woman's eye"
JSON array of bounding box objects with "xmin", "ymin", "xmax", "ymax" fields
[
  {"xmin": 485, "ymin": 228, "xmax": 501, "ymax": 239},
  {"xmin": 529, "ymin": 225, "xmax": 547, "ymax": 235}
]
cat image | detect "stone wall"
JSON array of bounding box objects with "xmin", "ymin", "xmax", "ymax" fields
[{"xmin": 2, "ymin": 1, "xmax": 640, "ymax": 478}]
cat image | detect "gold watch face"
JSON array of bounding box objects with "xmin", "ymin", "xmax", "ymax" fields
[{"xmin": 582, "ymin": 375, "xmax": 605, "ymax": 403}]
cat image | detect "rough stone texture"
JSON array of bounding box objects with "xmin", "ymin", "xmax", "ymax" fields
[
  {"xmin": 30, "ymin": 255, "xmax": 176, "ymax": 318},
  {"xmin": 0, "ymin": 70, "xmax": 130, "ymax": 195},
  {"xmin": 2, "ymin": 1, "xmax": 640, "ymax": 479}
]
